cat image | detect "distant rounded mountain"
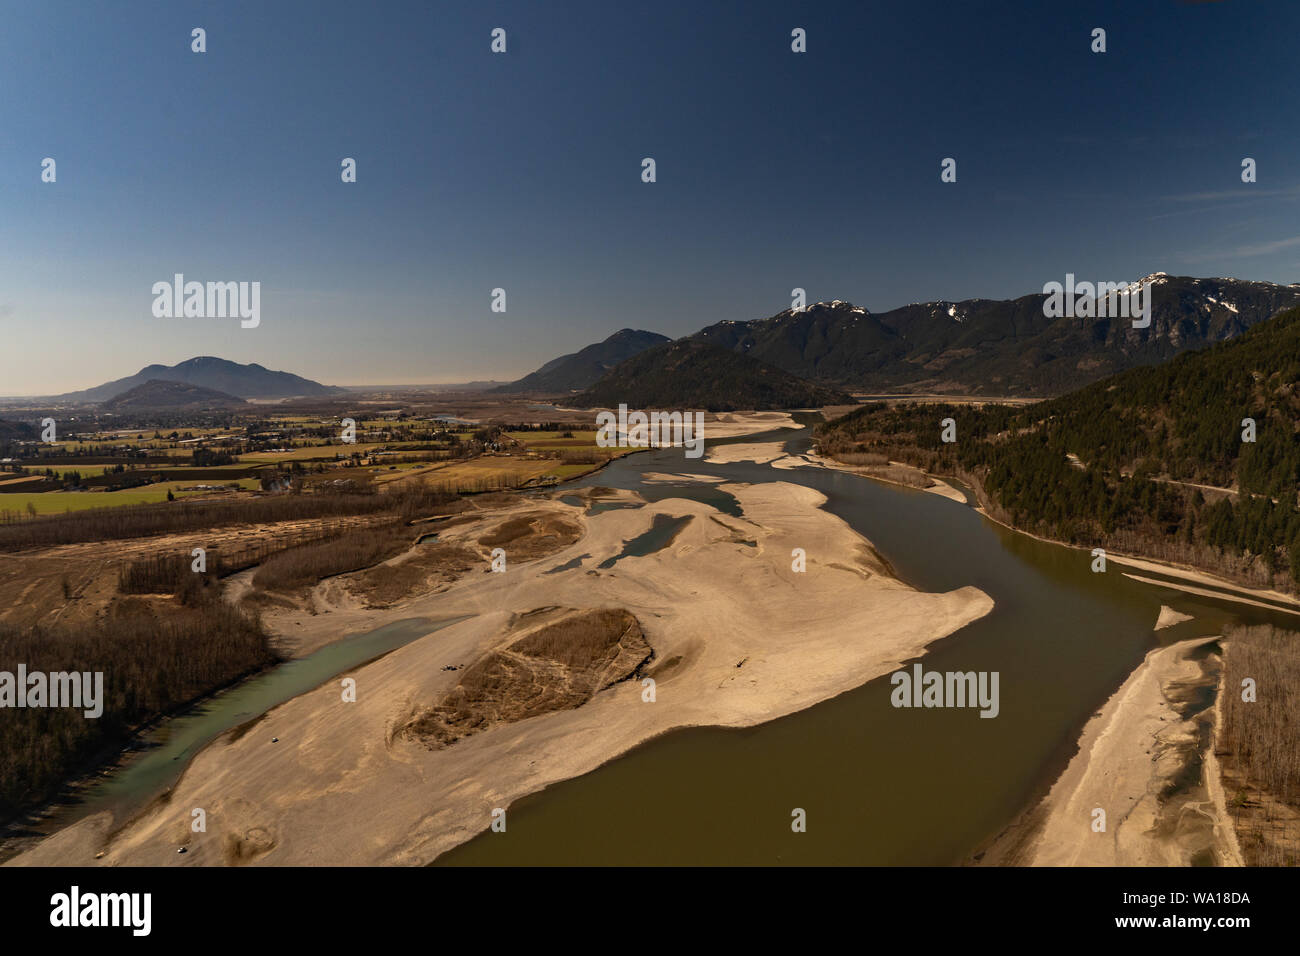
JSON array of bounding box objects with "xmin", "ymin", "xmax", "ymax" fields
[
  {"xmin": 53, "ymin": 356, "xmax": 346, "ymax": 404},
  {"xmin": 101, "ymin": 379, "xmax": 248, "ymax": 410},
  {"xmin": 568, "ymin": 339, "xmax": 854, "ymax": 411},
  {"xmin": 493, "ymin": 329, "xmax": 671, "ymax": 393}
]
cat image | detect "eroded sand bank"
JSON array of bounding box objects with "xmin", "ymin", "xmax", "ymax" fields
[
  {"xmin": 12, "ymin": 480, "xmax": 991, "ymax": 867},
  {"xmin": 986, "ymin": 636, "xmax": 1240, "ymax": 867},
  {"xmin": 1117, "ymin": 565, "xmax": 1300, "ymax": 619}
]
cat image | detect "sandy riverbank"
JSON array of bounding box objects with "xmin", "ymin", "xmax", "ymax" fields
[
  {"xmin": 799, "ymin": 449, "xmax": 968, "ymax": 502},
  {"xmin": 1110, "ymin": 556, "xmax": 1300, "ymax": 616},
  {"xmin": 1124, "ymin": 574, "xmax": 1300, "ymax": 619},
  {"xmin": 980, "ymin": 635, "xmax": 1240, "ymax": 867},
  {"xmin": 10, "ymin": 479, "xmax": 991, "ymax": 867}
]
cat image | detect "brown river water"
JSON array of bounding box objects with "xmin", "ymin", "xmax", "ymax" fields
[
  {"xmin": 434, "ymin": 426, "xmax": 1299, "ymax": 865},
  {"xmin": 11, "ymin": 425, "xmax": 1297, "ymax": 866}
]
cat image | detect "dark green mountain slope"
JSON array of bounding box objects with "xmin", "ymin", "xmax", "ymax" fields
[
  {"xmin": 569, "ymin": 340, "xmax": 854, "ymax": 412},
  {"xmin": 102, "ymin": 379, "xmax": 248, "ymax": 410},
  {"xmin": 494, "ymin": 329, "xmax": 671, "ymax": 393}
]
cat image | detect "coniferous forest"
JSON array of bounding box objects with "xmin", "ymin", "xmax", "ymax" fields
[{"xmin": 818, "ymin": 305, "xmax": 1300, "ymax": 592}]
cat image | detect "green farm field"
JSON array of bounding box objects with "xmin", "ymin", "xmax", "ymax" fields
[{"xmin": 0, "ymin": 478, "xmax": 260, "ymax": 515}]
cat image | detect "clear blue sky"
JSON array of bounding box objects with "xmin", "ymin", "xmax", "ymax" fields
[{"xmin": 2, "ymin": 0, "xmax": 1298, "ymax": 395}]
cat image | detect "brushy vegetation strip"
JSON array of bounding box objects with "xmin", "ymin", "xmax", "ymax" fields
[{"xmin": 0, "ymin": 600, "xmax": 275, "ymax": 823}]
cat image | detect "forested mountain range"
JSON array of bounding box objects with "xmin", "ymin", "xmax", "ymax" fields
[
  {"xmin": 817, "ymin": 303, "xmax": 1300, "ymax": 590},
  {"xmin": 694, "ymin": 276, "xmax": 1300, "ymax": 395},
  {"xmin": 569, "ymin": 339, "xmax": 853, "ymax": 412}
]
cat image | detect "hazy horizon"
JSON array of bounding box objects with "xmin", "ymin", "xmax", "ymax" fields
[{"xmin": 2, "ymin": 263, "xmax": 1298, "ymax": 398}]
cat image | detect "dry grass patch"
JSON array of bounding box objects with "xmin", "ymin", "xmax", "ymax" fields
[
  {"xmin": 223, "ymin": 826, "xmax": 277, "ymax": 865},
  {"xmin": 475, "ymin": 511, "xmax": 582, "ymax": 561},
  {"xmin": 348, "ymin": 542, "xmax": 482, "ymax": 608},
  {"xmin": 405, "ymin": 607, "xmax": 651, "ymax": 748}
]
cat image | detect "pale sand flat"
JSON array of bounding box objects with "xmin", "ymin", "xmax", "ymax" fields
[
  {"xmin": 11, "ymin": 481, "xmax": 991, "ymax": 867},
  {"xmin": 1022, "ymin": 638, "xmax": 1238, "ymax": 867},
  {"xmin": 703, "ymin": 441, "xmax": 787, "ymax": 465}
]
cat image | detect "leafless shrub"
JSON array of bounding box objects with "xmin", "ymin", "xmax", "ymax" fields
[
  {"xmin": 1220, "ymin": 624, "xmax": 1300, "ymax": 865},
  {"xmin": 835, "ymin": 451, "xmax": 890, "ymax": 467},
  {"xmin": 251, "ymin": 520, "xmax": 414, "ymax": 592},
  {"xmin": 0, "ymin": 483, "xmax": 456, "ymax": 552},
  {"xmin": 0, "ymin": 601, "xmax": 275, "ymax": 822}
]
